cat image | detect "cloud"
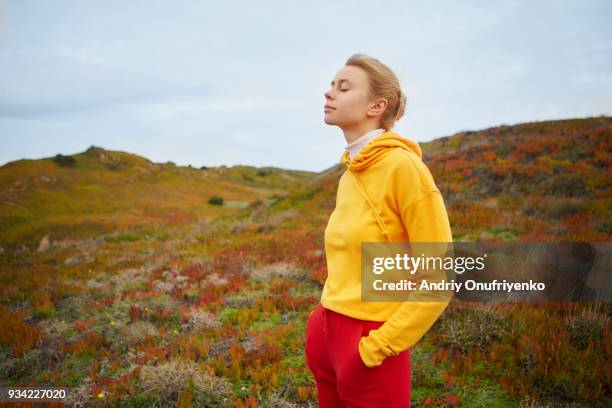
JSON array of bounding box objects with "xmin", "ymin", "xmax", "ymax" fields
[{"xmin": 1, "ymin": 0, "xmax": 611, "ymax": 171}]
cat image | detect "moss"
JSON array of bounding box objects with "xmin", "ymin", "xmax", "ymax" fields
[
  {"xmin": 219, "ymin": 307, "xmax": 241, "ymax": 325},
  {"xmin": 250, "ymin": 312, "xmax": 281, "ymax": 330},
  {"xmin": 281, "ymin": 354, "xmax": 305, "ymax": 368},
  {"xmin": 57, "ymin": 354, "xmax": 94, "ymax": 387},
  {"xmin": 105, "ymin": 232, "xmax": 140, "ymax": 243}
]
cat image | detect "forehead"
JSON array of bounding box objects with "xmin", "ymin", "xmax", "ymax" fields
[{"xmin": 331, "ymin": 65, "xmax": 368, "ymax": 86}]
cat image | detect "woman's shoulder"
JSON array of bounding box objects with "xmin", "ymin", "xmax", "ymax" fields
[
  {"xmin": 383, "ymin": 147, "xmax": 434, "ymax": 176},
  {"xmin": 383, "ymin": 147, "xmax": 439, "ymax": 193}
]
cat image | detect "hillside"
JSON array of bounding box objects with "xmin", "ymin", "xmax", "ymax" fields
[
  {"xmin": 2, "ymin": 116, "xmax": 609, "ymax": 249},
  {"xmin": 423, "ymin": 115, "xmax": 611, "ymax": 241},
  {"xmin": 0, "ymin": 116, "xmax": 610, "ymax": 407},
  {"xmin": 234, "ymin": 115, "xmax": 611, "ymax": 244},
  {"xmin": 0, "ymin": 145, "xmax": 314, "ymax": 247}
]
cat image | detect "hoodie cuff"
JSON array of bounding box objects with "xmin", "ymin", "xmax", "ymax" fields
[{"xmin": 358, "ymin": 331, "xmax": 397, "ymax": 368}]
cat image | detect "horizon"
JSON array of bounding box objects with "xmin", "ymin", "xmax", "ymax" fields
[{"xmin": 2, "ymin": 114, "xmax": 609, "ymax": 173}]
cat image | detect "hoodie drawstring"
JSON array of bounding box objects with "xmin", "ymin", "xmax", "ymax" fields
[{"xmin": 346, "ymin": 169, "xmax": 391, "ymax": 242}]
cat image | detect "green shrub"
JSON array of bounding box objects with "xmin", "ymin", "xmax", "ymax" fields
[
  {"xmin": 105, "ymin": 233, "xmax": 139, "ymax": 243},
  {"xmin": 541, "ymin": 173, "xmax": 588, "ymax": 196},
  {"xmin": 437, "ymin": 304, "xmax": 511, "ymax": 355},
  {"xmin": 208, "ymin": 196, "xmax": 224, "ymax": 206},
  {"xmin": 53, "ymin": 154, "xmax": 76, "ymax": 167},
  {"xmin": 545, "ymin": 199, "xmax": 583, "ymax": 219},
  {"xmin": 595, "ymin": 221, "xmax": 612, "ymax": 234}
]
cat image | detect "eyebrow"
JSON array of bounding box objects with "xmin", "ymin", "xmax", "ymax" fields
[{"xmin": 330, "ymin": 79, "xmax": 351, "ymax": 86}]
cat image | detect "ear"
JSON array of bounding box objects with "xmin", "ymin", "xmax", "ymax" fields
[{"xmin": 367, "ymin": 98, "xmax": 388, "ymax": 117}]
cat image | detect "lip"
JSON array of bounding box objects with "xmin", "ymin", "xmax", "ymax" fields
[{"xmin": 324, "ymin": 105, "xmax": 336, "ymax": 111}]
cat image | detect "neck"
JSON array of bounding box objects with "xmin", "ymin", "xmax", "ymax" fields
[{"xmin": 342, "ymin": 123, "xmax": 383, "ymax": 144}]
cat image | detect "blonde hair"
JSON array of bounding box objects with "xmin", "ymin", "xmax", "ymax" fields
[{"xmin": 345, "ymin": 53, "xmax": 406, "ymax": 131}]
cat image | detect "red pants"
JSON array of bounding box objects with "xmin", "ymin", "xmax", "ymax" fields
[{"xmin": 305, "ymin": 302, "xmax": 411, "ymax": 407}]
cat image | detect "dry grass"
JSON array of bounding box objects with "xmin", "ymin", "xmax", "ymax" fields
[
  {"xmin": 249, "ymin": 262, "xmax": 300, "ymax": 281},
  {"xmin": 183, "ymin": 307, "xmax": 221, "ymax": 332},
  {"xmin": 139, "ymin": 359, "xmax": 232, "ymax": 407}
]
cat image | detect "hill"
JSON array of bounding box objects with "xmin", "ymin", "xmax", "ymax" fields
[
  {"xmin": 0, "ymin": 116, "xmax": 610, "ymax": 407},
  {"xmin": 0, "ymin": 145, "xmax": 314, "ymax": 247},
  {"xmin": 236, "ymin": 115, "xmax": 611, "ymax": 243}
]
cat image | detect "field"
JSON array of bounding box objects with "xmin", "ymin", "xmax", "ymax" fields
[{"xmin": 1, "ymin": 116, "xmax": 610, "ymax": 407}]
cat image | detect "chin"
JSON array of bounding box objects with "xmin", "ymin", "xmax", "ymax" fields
[{"xmin": 323, "ymin": 116, "xmax": 337, "ymax": 126}]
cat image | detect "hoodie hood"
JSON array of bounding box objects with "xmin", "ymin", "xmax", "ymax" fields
[{"xmin": 340, "ymin": 129, "xmax": 423, "ymax": 172}]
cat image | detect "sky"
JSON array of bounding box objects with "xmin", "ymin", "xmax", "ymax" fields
[{"xmin": 1, "ymin": 0, "xmax": 610, "ymax": 173}]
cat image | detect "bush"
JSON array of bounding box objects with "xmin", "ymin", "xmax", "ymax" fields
[
  {"xmin": 53, "ymin": 154, "xmax": 76, "ymax": 167},
  {"xmin": 208, "ymin": 196, "xmax": 224, "ymax": 206},
  {"xmin": 436, "ymin": 303, "xmax": 511, "ymax": 355},
  {"xmin": 104, "ymin": 232, "xmax": 139, "ymax": 243},
  {"xmin": 595, "ymin": 221, "xmax": 612, "ymax": 234},
  {"xmin": 140, "ymin": 359, "xmax": 232, "ymax": 407},
  {"xmin": 544, "ymin": 199, "xmax": 583, "ymax": 219},
  {"xmin": 249, "ymin": 199, "xmax": 263, "ymax": 209},
  {"xmin": 541, "ymin": 173, "xmax": 588, "ymax": 196}
]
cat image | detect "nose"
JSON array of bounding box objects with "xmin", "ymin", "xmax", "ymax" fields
[{"xmin": 324, "ymin": 87, "xmax": 334, "ymax": 101}]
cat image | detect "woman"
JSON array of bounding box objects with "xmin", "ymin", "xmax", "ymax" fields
[{"xmin": 305, "ymin": 53, "xmax": 453, "ymax": 407}]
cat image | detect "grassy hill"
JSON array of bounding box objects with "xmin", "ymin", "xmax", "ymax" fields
[
  {"xmin": 0, "ymin": 145, "xmax": 314, "ymax": 247},
  {"xmin": 422, "ymin": 115, "xmax": 611, "ymax": 242},
  {"xmin": 236, "ymin": 115, "xmax": 611, "ymax": 244},
  {"xmin": 0, "ymin": 116, "xmax": 610, "ymax": 407}
]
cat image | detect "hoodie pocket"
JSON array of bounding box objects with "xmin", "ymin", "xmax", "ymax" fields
[{"xmin": 361, "ymin": 319, "xmax": 385, "ymax": 337}]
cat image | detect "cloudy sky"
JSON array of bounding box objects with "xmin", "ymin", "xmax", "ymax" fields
[{"xmin": 1, "ymin": 0, "xmax": 610, "ymax": 172}]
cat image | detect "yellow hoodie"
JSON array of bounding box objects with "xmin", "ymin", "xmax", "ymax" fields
[{"xmin": 321, "ymin": 129, "xmax": 453, "ymax": 368}]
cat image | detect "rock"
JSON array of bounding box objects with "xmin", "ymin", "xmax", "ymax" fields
[
  {"xmin": 207, "ymin": 273, "xmax": 228, "ymax": 286},
  {"xmin": 240, "ymin": 337, "xmax": 260, "ymax": 353},
  {"xmin": 37, "ymin": 234, "xmax": 51, "ymax": 252},
  {"xmin": 64, "ymin": 254, "xmax": 93, "ymax": 265},
  {"xmin": 208, "ymin": 337, "xmax": 234, "ymax": 359},
  {"xmin": 153, "ymin": 280, "xmax": 174, "ymax": 293},
  {"xmin": 85, "ymin": 279, "xmax": 106, "ymax": 289},
  {"xmin": 64, "ymin": 255, "xmax": 80, "ymax": 265}
]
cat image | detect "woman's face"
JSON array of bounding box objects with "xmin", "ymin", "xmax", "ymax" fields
[{"xmin": 323, "ymin": 65, "xmax": 380, "ymax": 129}]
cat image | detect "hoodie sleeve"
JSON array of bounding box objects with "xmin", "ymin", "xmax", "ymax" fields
[{"xmin": 358, "ymin": 154, "xmax": 454, "ymax": 368}]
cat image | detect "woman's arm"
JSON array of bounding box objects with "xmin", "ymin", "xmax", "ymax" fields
[{"xmin": 358, "ymin": 187, "xmax": 454, "ymax": 368}]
